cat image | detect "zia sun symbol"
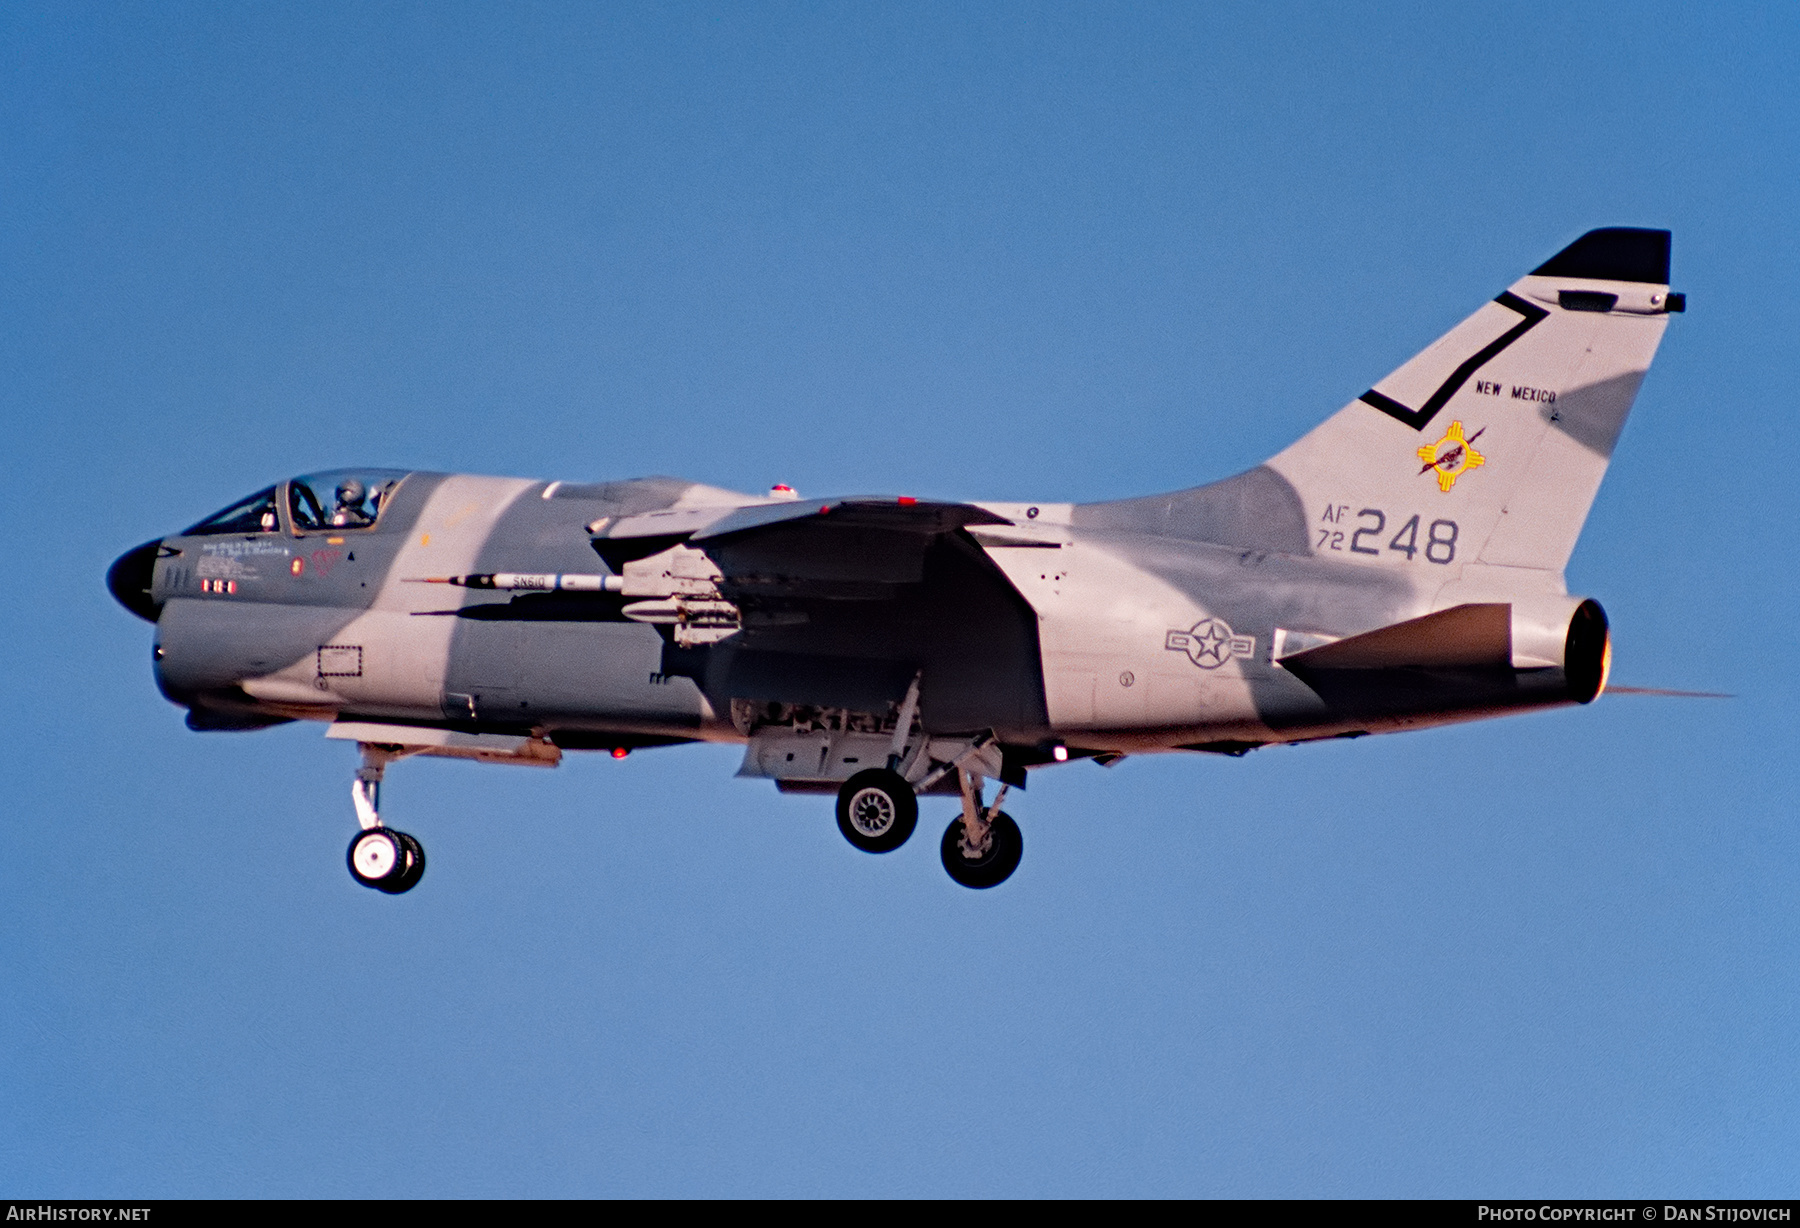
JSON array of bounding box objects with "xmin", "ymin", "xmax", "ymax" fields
[{"xmin": 1417, "ymin": 420, "xmax": 1486, "ymax": 493}]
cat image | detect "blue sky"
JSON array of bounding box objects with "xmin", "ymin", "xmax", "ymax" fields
[{"xmin": 3, "ymin": 1, "xmax": 1797, "ymax": 1196}]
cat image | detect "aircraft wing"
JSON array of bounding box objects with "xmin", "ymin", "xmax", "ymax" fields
[
  {"xmin": 591, "ymin": 497, "xmax": 1045, "ymax": 731},
  {"xmin": 593, "ymin": 497, "xmax": 1012, "ymax": 593},
  {"xmin": 703, "ymin": 496, "xmax": 1010, "ymax": 540},
  {"xmin": 595, "ymin": 495, "xmax": 1008, "ymax": 543}
]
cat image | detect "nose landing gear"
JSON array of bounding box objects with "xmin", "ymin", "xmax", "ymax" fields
[
  {"xmin": 345, "ymin": 745, "xmax": 425, "ymax": 894},
  {"xmin": 348, "ymin": 828, "xmax": 425, "ymax": 893}
]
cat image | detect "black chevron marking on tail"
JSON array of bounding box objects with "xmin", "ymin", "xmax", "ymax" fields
[{"xmin": 1359, "ymin": 291, "xmax": 1550, "ymax": 431}]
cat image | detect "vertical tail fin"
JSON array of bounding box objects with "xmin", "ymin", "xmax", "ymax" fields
[{"xmin": 1266, "ymin": 228, "xmax": 1678, "ymax": 573}]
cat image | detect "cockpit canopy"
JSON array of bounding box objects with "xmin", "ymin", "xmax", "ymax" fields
[
  {"xmin": 182, "ymin": 486, "xmax": 281, "ymax": 535},
  {"xmin": 181, "ymin": 470, "xmax": 410, "ymax": 536},
  {"xmin": 288, "ymin": 469, "xmax": 408, "ymax": 531}
]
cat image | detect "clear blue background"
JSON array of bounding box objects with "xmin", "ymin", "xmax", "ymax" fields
[{"xmin": 4, "ymin": 1, "xmax": 1795, "ymax": 1197}]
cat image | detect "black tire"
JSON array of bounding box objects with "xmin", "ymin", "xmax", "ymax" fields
[
  {"xmin": 384, "ymin": 830, "xmax": 426, "ymax": 894},
  {"xmin": 347, "ymin": 828, "xmax": 410, "ymax": 891},
  {"xmin": 941, "ymin": 811, "xmax": 1022, "ymax": 889},
  {"xmin": 835, "ymin": 768, "xmax": 918, "ymax": 853}
]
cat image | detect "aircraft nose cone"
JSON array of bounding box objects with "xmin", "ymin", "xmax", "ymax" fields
[{"xmin": 107, "ymin": 539, "xmax": 164, "ymax": 622}]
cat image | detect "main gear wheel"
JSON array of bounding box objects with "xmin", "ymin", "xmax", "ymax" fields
[
  {"xmin": 941, "ymin": 810, "xmax": 1021, "ymax": 889},
  {"xmin": 835, "ymin": 768, "xmax": 919, "ymax": 853}
]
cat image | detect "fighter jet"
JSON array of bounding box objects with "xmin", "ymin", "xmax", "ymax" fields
[{"xmin": 108, "ymin": 227, "xmax": 1683, "ymax": 894}]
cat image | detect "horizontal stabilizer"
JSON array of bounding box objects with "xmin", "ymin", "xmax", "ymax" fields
[{"xmin": 1280, "ymin": 604, "xmax": 1512, "ymax": 671}]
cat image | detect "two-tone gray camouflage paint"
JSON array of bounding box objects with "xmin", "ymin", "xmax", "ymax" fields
[{"xmin": 118, "ymin": 227, "xmax": 1681, "ymax": 800}]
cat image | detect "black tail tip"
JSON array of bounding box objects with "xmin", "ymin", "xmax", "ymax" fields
[{"xmin": 1533, "ymin": 228, "xmax": 1671, "ymax": 285}]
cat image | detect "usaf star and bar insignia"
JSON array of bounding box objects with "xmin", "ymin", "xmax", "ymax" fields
[{"xmin": 1165, "ymin": 618, "xmax": 1256, "ymax": 670}]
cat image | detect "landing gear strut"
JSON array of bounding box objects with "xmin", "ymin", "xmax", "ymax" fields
[
  {"xmin": 346, "ymin": 745, "xmax": 425, "ymax": 894},
  {"xmin": 834, "ymin": 674, "xmax": 923, "ymax": 854},
  {"xmin": 940, "ymin": 769, "xmax": 1022, "ymax": 889}
]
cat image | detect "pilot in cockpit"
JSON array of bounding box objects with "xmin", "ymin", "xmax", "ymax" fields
[{"xmin": 329, "ymin": 478, "xmax": 373, "ymax": 528}]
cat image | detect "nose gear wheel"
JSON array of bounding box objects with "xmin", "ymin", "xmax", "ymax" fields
[{"xmin": 348, "ymin": 828, "xmax": 425, "ymax": 893}]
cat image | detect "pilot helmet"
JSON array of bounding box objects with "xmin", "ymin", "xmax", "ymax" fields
[{"xmin": 335, "ymin": 478, "xmax": 367, "ymax": 508}]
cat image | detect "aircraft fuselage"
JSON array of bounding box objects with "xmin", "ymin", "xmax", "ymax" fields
[{"xmin": 117, "ymin": 468, "xmax": 1599, "ymax": 762}]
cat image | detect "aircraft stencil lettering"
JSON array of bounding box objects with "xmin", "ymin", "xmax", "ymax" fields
[{"xmin": 107, "ymin": 228, "xmax": 1684, "ymax": 894}]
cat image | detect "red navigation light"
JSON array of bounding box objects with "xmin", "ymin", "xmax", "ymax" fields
[
  {"xmin": 897, "ymin": 496, "xmax": 917, "ymax": 506},
  {"xmin": 611, "ymin": 746, "xmax": 629, "ymax": 759}
]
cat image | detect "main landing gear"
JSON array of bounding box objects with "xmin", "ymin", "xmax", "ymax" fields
[
  {"xmin": 346, "ymin": 745, "xmax": 425, "ymax": 894},
  {"xmin": 831, "ymin": 762, "xmax": 1022, "ymax": 889},
  {"xmin": 835, "ymin": 768, "xmax": 919, "ymax": 853},
  {"xmin": 833, "ymin": 674, "xmax": 925, "ymax": 855},
  {"xmin": 941, "ymin": 769, "xmax": 1022, "ymax": 889}
]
